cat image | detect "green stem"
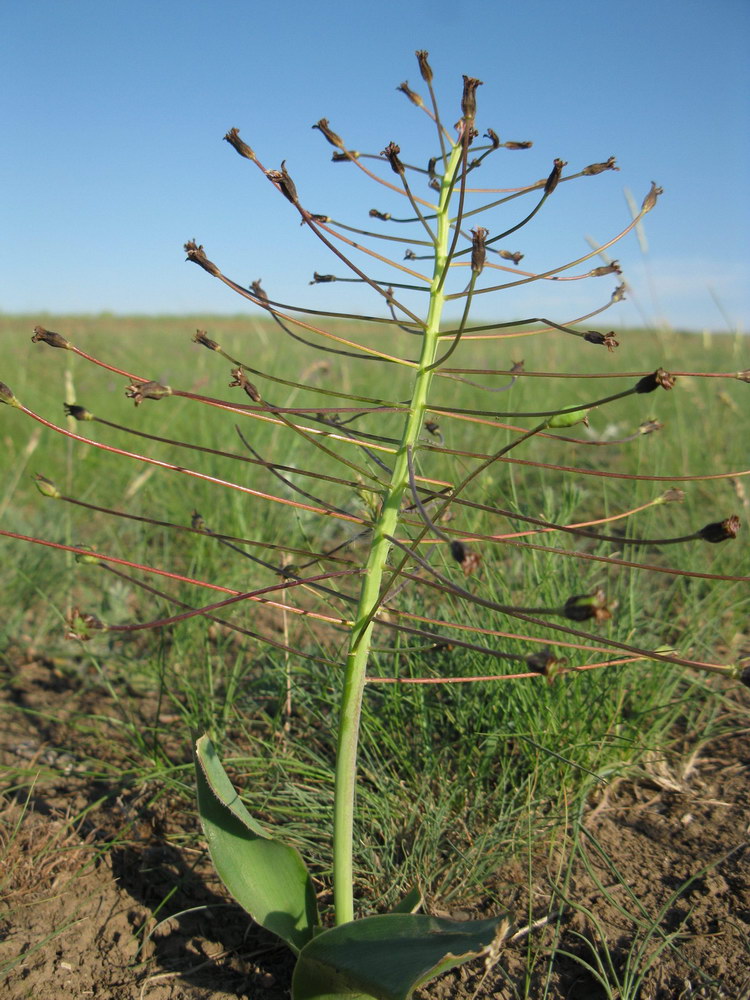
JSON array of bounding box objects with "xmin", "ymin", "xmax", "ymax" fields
[{"xmin": 332, "ymin": 139, "xmax": 464, "ymax": 925}]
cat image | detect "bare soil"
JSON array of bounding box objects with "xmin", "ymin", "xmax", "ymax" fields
[{"xmin": 2, "ymin": 653, "xmax": 748, "ymax": 1000}]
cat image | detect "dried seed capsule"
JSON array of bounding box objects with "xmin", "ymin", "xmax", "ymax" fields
[{"xmin": 698, "ymin": 516, "xmax": 740, "ymax": 543}]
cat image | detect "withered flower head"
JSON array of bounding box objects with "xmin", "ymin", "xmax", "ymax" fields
[
  {"xmin": 33, "ymin": 474, "xmax": 61, "ymax": 499},
  {"xmin": 502, "ymin": 140, "xmax": 533, "ymax": 150},
  {"xmin": 308, "ymin": 214, "xmax": 330, "ymax": 224},
  {"xmin": 736, "ymin": 370, "xmax": 750, "ymax": 383},
  {"xmin": 312, "ymin": 118, "xmax": 345, "ymax": 150},
  {"xmin": 404, "ymin": 249, "xmax": 417, "ymax": 260},
  {"xmin": 310, "ymin": 272, "xmax": 336, "ymax": 284},
  {"xmin": 638, "ymin": 419, "xmax": 663, "ymax": 435},
  {"xmin": 526, "ymin": 646, "xmax": 567, "ymax": 683},
  {"xmin": 449, "ymin": 540, "xmax": 482, "ymax": 576},
  {"xmin": 397, "ymin": 81, "xmax": 424, "ymax": 108},
  {"xmin": 332, "ymin": 150, "xmax": 360, "ymax": 162},
  {"xmin": 415, "ymin": 50, "xmax": 433, "ymax": 84},
  {"xmin": 641, "ymin": 181, "xmax": 663, "ymax": 214},
  {"xmin": 250, "ymin": 279, "xmax": 269, "ymax": 303},
  {"xmin": 0, "ymin": 381, "xmax": 19, "ymax": 407},
  {"xmin": 64, "ymin": 403, "xmax": 94, "ymax": 421},
  {"xmin": 471, "ymin": 227, "xmax": 489, "ymax": 274},
  {"xmin": 223, "ymin": 127, "xmax": 256, "ymax": 160},
  {"xmin": 229, "ymin": 367, "xmax": 261, "ymax": 402},
  {"xmin": 125, "ymin": 380, "xmax": 173, "ymax": 407},
  {"xmin": 193, "ymin": 330, "xmax": 220, "ymax": 352},
  {"xmin": 698, "ymin": 515, "xmax": 740, "ymax": 544},
  {"xmin": 425, "ymin": 419, "xmax": 441, "ymax": 437},
  {"xmin": 659, "ymin": 488, "xmax": 685, "ymax": 503},
  {"xmin": 266, "ymin": 161, "xmax": 299, "ymax": 204},
  {"xmin": 588, "ymin": 261, "xmax": 622, "ymax": 277},
  {"xmin": 31, "ymin": 326, "xmax": 70, "ymax": 350},
  {"xmin": 611, "ymin": 283, "xmax": 627, "ymax": 303},
  {"xmin": 484, "ymin": 129, "xmax": 501, "ymax": 149},
  {"xmin": 460, "ymin": 76, "xmax": 483, "ymax": 122},
  {"xmin": 635, "ymin": 368, "xmax": 676, "ymax": 393},
  {"xmin": 66, "ymin": 608, "xmax": 107, "ymax": 641},
  {"xmin": 498, "ymin": 250, "xmax": 524, "ymax": 265},
  {"xmin": 381, "ymin": 142, "xmax": 405, "ymax": 175},
  {"xmin": 544, "ymin": 158, "xmax": 567, "ymax": 196},
  {"xmin": 563, "ymin": 589, "xmax": 616, "ymax": 623},
  {"xmin": 184, "ymin": 241, "xmax": 221, "ymax": 277},
  {"xmin": 582, "ymin": 156, "xmax": 619, "ymax": 175},
  {"xmin": 427, "ymin": 157, "xmax": 438, "ymax": 179},
  {"xmin": 191, "ymin": 510, "xmax": 208, "ymax": 533},
  {"xmin": 583, "ymin": 330, "xmax": 619, "ymax": 351},
  {"xmin": 369, "ymin": 209, "xmax": 391, "ymax": 221}
]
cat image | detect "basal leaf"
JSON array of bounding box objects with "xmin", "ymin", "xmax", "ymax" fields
[
  {"xmin": 292, "ymin": 912, "xmax": 509, "ymax": 1000},
  {"xmin": 195, "ymin": 734, "xmax": 319, "ymax": 954}
]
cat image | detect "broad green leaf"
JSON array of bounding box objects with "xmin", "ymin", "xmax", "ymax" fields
[
  {"xmin": 292, "ymin": 912, "xmax": 509, "ymax": 1000},
  {"xmin": 390, "ymin": 887, "xmax": 422, "ymax": 914},
  {"xmin": 194, "ymin": 734, "xmax": 319, "ymax": 954}
]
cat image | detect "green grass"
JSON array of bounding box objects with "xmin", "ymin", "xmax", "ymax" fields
[{"xmin": 1, "ymin": 312, "xmax": 747, "ymax": 919}]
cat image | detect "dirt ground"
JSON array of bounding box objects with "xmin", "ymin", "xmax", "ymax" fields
[{"xmin": 1, "ymin": 654, "xmax": 748, "ymax": 1000}]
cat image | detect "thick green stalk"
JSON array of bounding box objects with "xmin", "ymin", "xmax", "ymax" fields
[{"xmin": 332, "ymin": 140, "xmax": 464, "ymax": 925}]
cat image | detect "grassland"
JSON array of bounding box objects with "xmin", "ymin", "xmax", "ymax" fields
[{"xmin": 1, "ymin": 313, "xmax": 748, "ymax": 998}]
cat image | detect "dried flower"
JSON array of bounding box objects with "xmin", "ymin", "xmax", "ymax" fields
[
  {"xmin": 191, "ymin": 510, "xmax": 208, "ymax": 532},
  {"xmin": 125, "ymin": 380, "xmax": 173, "ymax": 407},
  {"xmin": 310, "ymin": 272, "xmax": 336, "ymax": 284},
  {"xmin": 449, "ymin": 540, "xmax": 482, "ymax": 576},
  {"xmin": 184, "ymin": 241, "xmax": 221, "ymax": 277},
  {"xmin": 250, "ymin": 279, "xmax": 269, "ymax": 303},
  {"xmin": 588, "ymin": 262, "xmax": 622, "ymax": 277},
  {"xmin": 64, "ymin": 403, "xmax": 94, "ymax": 421},
  {"xmin": 66, "ymin": 608, "xmax": 107, "ymax": 641},
  {"xmin": 583, "ymin": 330, "xmax": 619, "ymax": 351},
  {"xmin": 312, "ymin": 119, "xmax": 345, "ymax": 150},
  {"xmin": 31, "ymin": 326, "xmax": 70, "ymax": 350},
  {"xmin": 381, "ymin": 142, "xmax": 405, "ymax": 175},
  {"xmin": 544, "ymin": 158, "xmax": 567, "ymax": 196},
  {"xmin": 658, "ymin": 488, "xmax": 685, "ymax": 503},
  {"xmin": 611, "ymin": 283, "xmax": 627, "ymax": 303},
  {"xmin": 498, "ymin": 250, "xmax": 524, "ymax": 265},
  {"xmin": 582, "ymin": 156, "xmax": 619, "ymax": 175},
  {"xmin": 223, "ymin": 127, "xmax": 256, "ymax": 160},
  {"xmin": 484, "ymin": 129, "xmax": 501, "ymax": 149},
  {"xmin": 698, "ymin": 515, "xmax": 740, "ymax": 544},
  {"xmin": 0, "ymin": 381, "xmax": 20, "ymax": 407},
  {"xmin": 502, "ymin": 140, "xmax": 533, "ymax": 150},
  {"xmin": 736, "ymin": 370, "xmax": 750, "ymax": 383},
  {"xmin": 193, "ymin": 330, "xmax": 220, "ymax": 352},
  {"xmin": 332, "ymin": 151, "xmax": 360, "ymax": 162},
  {"xmin": 369, "ymin": 209, "xmax": 391, "ymax": 221},
  {"xmin": 460, "ymin": 76, "xmax": 483, "ymax": 122},
  {"xmin": 526, "ymin": 646, "xmax": 567, "ymax": 682},
  {"xmin": 471, "ymin": 227, "xmax": 489, "ymax": 274},
  {"xmin": 415, "ymin": 49, "xmax": 433, "ymax": 84},
  {"xmin": 33, "ymin": 474, "xmax": 61, "ymax": 499},
  {"xmin": 641, "ymin": 181, "xmax": 663, "ymax": 214},
  {"xmin": 563, "ymin": 589, "xmax": 615, "ymax": 623},
  {"xmin": 397, "ymin": 82, "xmax": 424, "ymax": 108},
  {"xmin": 635, "ymin": 368, "xmax": 676, "ymax": 393},
  {"xmin": 229, "ymin": 367, "xmax": 261, "ymax": 402},
  {"xmin": 638, "ymin": 419, "xmax": 663, "ymax": 435},
  {"xmin": 266, "ymin": 161, "xmax": 299, "ymax": 204}
]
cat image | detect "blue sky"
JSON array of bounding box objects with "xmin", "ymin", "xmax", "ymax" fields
[{"xmin": 2, "ymin": 0, "xmax": 748, "ymax": 332}]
